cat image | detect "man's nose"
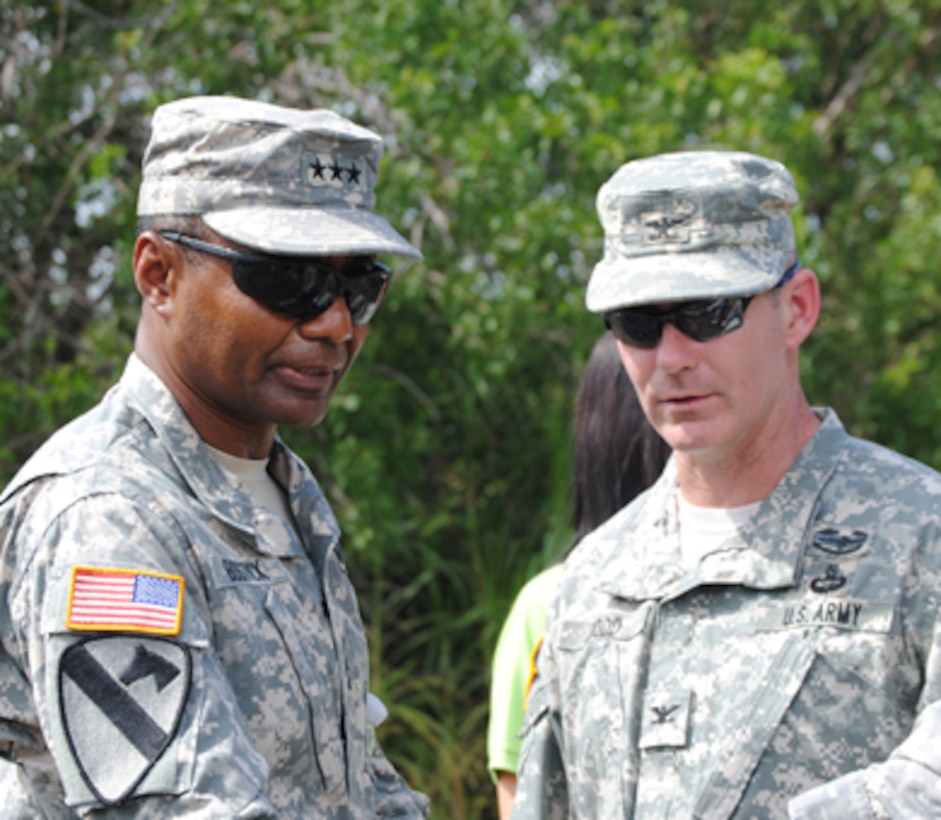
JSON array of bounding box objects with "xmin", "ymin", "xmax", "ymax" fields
[
  {"xmin": 654, "ymin": 320, "xmax": 697, "ymax": 374},
  {"xmin": 297, "ymin": 297, "xmax": 353, "ymax": 343}
]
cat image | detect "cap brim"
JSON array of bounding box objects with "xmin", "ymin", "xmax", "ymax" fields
[
  {"xmin": 585, "ymin": 249, "xmax": 787, "ymax": 313},
  {"xmin": 204, "ymin": 206, "xmax": 422, "ymax": 260}
]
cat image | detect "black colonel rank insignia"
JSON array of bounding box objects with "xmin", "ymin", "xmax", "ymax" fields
[{"xmin": 59, "ymin": 637, "xmax": 191, "ymax": 804}]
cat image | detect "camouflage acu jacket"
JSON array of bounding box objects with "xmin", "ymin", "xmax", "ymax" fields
[
  {"xmin": 513, "ymin": 409, "xmax": 941, "ymax": 819},
  {"xmin": 0, "ymin": 355, "xmax": 428, "ymax": 818}
]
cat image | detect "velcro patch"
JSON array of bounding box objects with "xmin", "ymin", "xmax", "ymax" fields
[
  {"xmin": 755, "ymin": 597, "xmax": 894, "ymax": 633},
  {"xmin": 67, "ymin": 566, "xmax": 185, "ymax": 636},
  {"xmin": 558, "ymin": 607, "xmax": 650, "ymax": 649},
  {"xmin": 639, "ymin": 689, "xmax": 691, "ymax": 749},
  {"xmin": 811, "ymin": 526, "xmax": 868, "ymax": 555},
  {"xmin": 59, "ymin": 636, "xmax": 190, "ymax": 804}
]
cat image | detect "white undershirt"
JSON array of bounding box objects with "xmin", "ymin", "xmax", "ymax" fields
[
  {"xmin": 206, "ymin": 444, "xmax": 295, "ymax": 525},
  {"xmin": 678, "ymin": 495, "xmax": 762, "ymax": 566}
]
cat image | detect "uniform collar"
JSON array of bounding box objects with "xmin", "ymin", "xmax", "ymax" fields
[
  {"xmin": 595, "ymin": 409, "xmax": 848, "ymax": 602},
  {"xmin": 122, "ymin": 355, "xmax": 338, "ymax": 557}
]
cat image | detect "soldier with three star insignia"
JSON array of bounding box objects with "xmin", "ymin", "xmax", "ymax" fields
[{"xmin": 0, "ymin": 96, "xmax": 428, "ymax": 818}]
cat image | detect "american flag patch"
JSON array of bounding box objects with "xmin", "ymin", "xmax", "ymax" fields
[{"xmin": 66, "ymin": 566, "xmax": 185, "ymax": 636}]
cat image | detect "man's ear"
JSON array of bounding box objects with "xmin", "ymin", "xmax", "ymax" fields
[
  {"xmin": 783, "ymin": 267, "xmax": 821, "ymax": 350},
  {"xmin": 133, "ymin": 231, "xmax": 176, "ymax": 318}
]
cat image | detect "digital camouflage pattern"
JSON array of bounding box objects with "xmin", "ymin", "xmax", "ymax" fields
[
  {"xmin": 137, "ymin": 95, "xmax": 422, "ymax": 260},
  {"xmin": 0, "ymin": 355, "xmax": 429, "ymax": 818},
  {"xmin": 512, "ymin": 409, "xmax": 941, "ymax": 819},
  {"xmin": 586, "ymin": 150, "xmax": 798, "ymax": 313}
]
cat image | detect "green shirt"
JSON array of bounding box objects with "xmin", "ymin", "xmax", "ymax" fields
[{"xmin": 488, "ymin": 564, "xmax": 562, "ymax": 777}]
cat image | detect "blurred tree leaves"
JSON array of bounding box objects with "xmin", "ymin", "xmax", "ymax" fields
[{"xmin": 2, "ymin": 0, "xmax": 941, "ymax": 815}]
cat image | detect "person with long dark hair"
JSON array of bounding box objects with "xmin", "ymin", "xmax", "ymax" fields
[
  {"xmin": 487, "ymin": 332, "xmax": 669, "ymax": 818},
  {"xmin": 571, "ymin": 333, "xmax": 672, "ymax": 545}
]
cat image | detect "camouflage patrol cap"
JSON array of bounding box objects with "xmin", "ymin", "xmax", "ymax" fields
[
  {"xmin": 137, "ymin": 95, "xmax": 421, "ymax": 259},
  {"xmin": 586, "ymin": 150, "xmax": 798, "ymax": 312}
]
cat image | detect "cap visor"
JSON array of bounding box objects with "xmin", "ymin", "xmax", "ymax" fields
[
  {"xmin": 204, "ymin": 206, "xmax": 422, "ymax": 260},
  {"xmin": 586, "ymin": 249, "xmax": 786, "ymax": 313}
]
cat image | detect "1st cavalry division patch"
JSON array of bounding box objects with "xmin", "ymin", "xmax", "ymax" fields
[{"xmin": 59, "ymin": 636, "xmax": 191, "ymax": 804}]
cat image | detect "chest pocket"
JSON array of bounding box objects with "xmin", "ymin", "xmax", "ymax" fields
[
  {"xmin": 693, "ymin": 632, "xmax": 817, "ymax": 819},
  {"xmin": 556, "ymin": 605, "xmax": 654, "ymax": 813},
  {"xmin": 209, "ymin": 555, "xmax": 346, "ymax": 800},
  {"xmin": 694, "ymin": 597, "xmax": 906, "ymax": 819},
  {"xmin": 264, "ymin": 585, "xmax": 346, "ymax": 796}
]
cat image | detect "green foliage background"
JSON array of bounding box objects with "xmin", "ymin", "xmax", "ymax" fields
[{"xmin": 2, "ymin": 1, "xmax": 940, "ymax": 816}]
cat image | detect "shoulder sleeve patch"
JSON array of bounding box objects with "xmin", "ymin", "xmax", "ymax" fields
[
  {"xmin": 523, "ymin": 635, "xmax": 544, "ymax": 711},
  {"xmin": 60, "ymin": 636, "xmax": 191, "ymax": 804},
  {"xmin": 67, "ymin": 566, "xmax": 185, "ymax": 636}
]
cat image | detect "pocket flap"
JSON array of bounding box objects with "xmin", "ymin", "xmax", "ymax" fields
[{"xmin": 693, "ymin": 633, "xmax": 817, "ymax": 818}]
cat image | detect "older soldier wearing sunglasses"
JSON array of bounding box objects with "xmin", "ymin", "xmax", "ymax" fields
[
  {"xmin": 0, "ymin": 96, "xmax": 428, "ymax": 817},
  {"xmin": 513, "ymin": 151, "xmax": 941, "ymax": 819}
]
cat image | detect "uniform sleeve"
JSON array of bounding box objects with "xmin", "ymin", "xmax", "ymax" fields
[
  {"xmin": 368, "ymin": 741, "xmax": 431, "ymax": 818},
  {"xmin": 487, "ymin": 573, "xmax": 553, "ymax": 778},
  {"xmin": 788, "ymin": 699, "xmax": 941, "ymax": 819},
  {"xmin": 510, "ymin": 622, "xmax": 569, "ymax": 820},
  {"xmin": 8, "ymin": 493, "xmax": 279, "ymax": 817}
]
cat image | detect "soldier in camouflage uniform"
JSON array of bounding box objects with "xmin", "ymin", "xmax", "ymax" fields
[
  {"xmin": 0, "ymin": 96, "xmax": 429, "ymax": 817},
  {"xmin": 512, "ymin": 151, "xmax": 941, "ymax": 818}
]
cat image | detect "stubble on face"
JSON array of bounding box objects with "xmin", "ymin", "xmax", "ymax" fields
[{"xmin": 616, "ymin": 293, "xmax": 789, "ymax": 464}]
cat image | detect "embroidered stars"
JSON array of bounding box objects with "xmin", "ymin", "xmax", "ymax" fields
[
  {"xmin": 329, "ymin": 159, "xmax": 360, "ymax": 183},
  {"xmin": 308, "ymin": 156, "xmax": 326, "ymax": 180},
  {"xmin": 304, "ymin": 152, "xmax": 365, "ymax": 187}
]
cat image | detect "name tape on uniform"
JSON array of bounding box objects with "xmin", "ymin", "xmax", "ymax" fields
[{"xmin": 755, "ymin": 597, "xmax": 893, "ymax": 634}]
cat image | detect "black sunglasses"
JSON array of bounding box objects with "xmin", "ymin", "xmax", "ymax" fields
[
  {"xmin": 159, "ymin": 231, "xmax": 392, "ymax": 324},
  {"xmin": 603, "ymin": 260, "xmax": 801, "ymax": 349}
]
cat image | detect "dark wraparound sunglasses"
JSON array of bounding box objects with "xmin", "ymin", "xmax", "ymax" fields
[
  {"xmin": 159, "ymin": 231, "xmax": 392, "ymax": 324},
  {"xmin": 603, "ymin": 260, "xmax": 801, "ymax": 349}
]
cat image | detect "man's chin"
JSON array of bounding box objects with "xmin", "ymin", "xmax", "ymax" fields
[
  {"xmin": 660, "ymin": 426, "xmax": 718, "ymax": 457},
  {"xmin": 272, "ymin": 400, "xmax": 333, "ymax": 430}
]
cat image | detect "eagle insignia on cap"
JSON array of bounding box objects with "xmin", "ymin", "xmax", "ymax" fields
[
  {"xmin": 644, "ymin": 213, "xmax": 692, "ymax": 242},
  {"xmin": 640, "ymin": 200, "xmax": 697, "ymax": 244}
]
